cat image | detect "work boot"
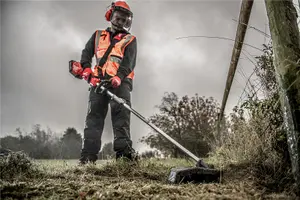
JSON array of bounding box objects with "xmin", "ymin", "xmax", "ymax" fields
[
  {"xmin": 116, "ymin": 150, "xmax": 139, "ymax": 163},
  {"xmin": 78, "ymin": 154, "xmax": 97, "ymax": 166},
  {"xmin": 116, "ymin": 151, "xmax": 132, "ymax": 161}
]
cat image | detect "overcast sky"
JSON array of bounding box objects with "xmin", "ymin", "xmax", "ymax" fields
[{"xmin": 1, "ymin": 0, "xmax": 288, "ymax": 152}]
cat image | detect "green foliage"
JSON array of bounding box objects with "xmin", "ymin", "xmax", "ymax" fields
[
  {"xmin": 254, "ymin": 43, "xmax": 278, "ymax": 97},
  {"xmin": 0, "ymin": 125, "xmax": 56, "ymax": 159},
  {"xmin": 140, "ymin": 92, "xmax": 220, "ymax": 158},
  {"xmin": 0, "ymin": 125, "xmax": 83, "ymax": 159},
  {"xmin": 244, "ymin": 43, "xmax": 288, "ymax": 162},
  {"xmin": 210, "ymin": 43, "xmax": 293, "ymax": 193}
]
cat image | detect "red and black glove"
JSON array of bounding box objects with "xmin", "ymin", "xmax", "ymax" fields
[
  {"xmin": 69, "ymin": 60, "xmax": 100, "ymax": 86},
  {"xmin": 110, "ymin": 76, "xmax": 121, "ymax": 88},
  {"xmin": 81, "ymin": 68, "xmax": 92, "ymax": 81},
  {"xmin": 82, "ymin": 68, "xmax": 100, "ymax": 87},
  {"xmin": 69, "ymin": 60, "xmax": 83, "ymax": 79},
  {"xmin": 89, "ymin": 77, "xmax": 100, "ymax": 87}
]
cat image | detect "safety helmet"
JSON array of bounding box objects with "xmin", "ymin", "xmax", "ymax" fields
[{"xmin": 105, "ymin": 0, "xmax": 133, "ymax": 30}]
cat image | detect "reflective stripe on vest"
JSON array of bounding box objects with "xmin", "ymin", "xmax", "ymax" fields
[{"xmin": 94, "ymin": 30, "xmax": 135, "ymax": 79}]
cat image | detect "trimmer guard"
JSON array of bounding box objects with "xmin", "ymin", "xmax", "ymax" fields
[{"xmin": 168, "ymin": 167, "xmax": 221, "ymax": 184}]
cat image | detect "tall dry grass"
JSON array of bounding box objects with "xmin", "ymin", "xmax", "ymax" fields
[{"xmin": 209, "ymin": 111, "xmax": 296, "ymax": 194}]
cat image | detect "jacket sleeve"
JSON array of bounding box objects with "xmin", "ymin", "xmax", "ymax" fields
[
  {"xmin": 80, "ymin": 31, "xmax": 97, "ymax": 69},
  {"xmin": 116, "ymin": 37, "xmax": 137, "ymax": 80}
]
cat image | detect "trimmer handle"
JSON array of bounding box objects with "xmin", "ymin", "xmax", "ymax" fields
[{"xmin": 94, "ymin": 80, "xmax": 112, "ymax": 94}]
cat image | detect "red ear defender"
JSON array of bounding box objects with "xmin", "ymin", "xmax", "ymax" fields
[
  {"xmin": 105, "ymin": 8, "xmax": 113, "ymax": 21},
  {"xmin": 105, "ymin": 2, "xmax": 115, "ymax": 21}
]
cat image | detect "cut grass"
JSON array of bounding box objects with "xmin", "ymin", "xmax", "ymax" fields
[{"xmin": 0, "ymin": 153, "xmax": 296, "ymax": 199}]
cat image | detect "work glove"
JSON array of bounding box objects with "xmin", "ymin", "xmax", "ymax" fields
[
  {"xmin": 82, "ymin": 68, "xmax": 100, "ymax": 87},
  {"xmin": 82, "ymin": 68, "xmax": 93, "ymax": 82},
  {"xmin": 110, "ymin": 76, "xmax": 121, "ymax": 88},
  {"xmin": 89, "ymin": 77, "xmax": 100, "ymax": 87},
  {"xmin": 69, "ymin": 60, "xmax": 83, "ymax": 79}
]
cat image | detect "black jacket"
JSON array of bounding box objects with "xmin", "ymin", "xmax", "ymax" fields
[{"xmin": 80, "ymin": 27, "xmax": 137, "ymax": 87}]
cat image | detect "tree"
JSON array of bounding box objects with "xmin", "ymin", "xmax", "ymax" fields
[
  {"xmin": 140, "ymin": 92, "xmax": 220, "ymax": 158},
  {"xmin": 29, "ymin": 124, "xmax": 52, "ymax": 159},
  {"xmin": 0, "ymin": 125, "xmax": 84, "ymax": 159},
  {"xmin": 265, "ymin": 0, "xmax": 300, "ymax": 191},
  {"xmin": 18, "ymin": 135, "xmax": 38, "ymax": 158},
  {"xmin": 140, "ymin": 150, "xmax": 160, "ymax": 159},
  {"xmin": 60, "ymin": 127, "xmax": 82, "ymax": 159},
  {"xmin": 0, "ymin": 125, "xmax": 58, "ymax": 159},
  {"xmin": 0, "ymin": 136, "xmax": 20, "ymax": 152}
]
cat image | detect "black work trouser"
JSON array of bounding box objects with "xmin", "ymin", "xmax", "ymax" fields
[{"xmin": 80, "ymin": 81, "xmax": 133, "ymax": 161}]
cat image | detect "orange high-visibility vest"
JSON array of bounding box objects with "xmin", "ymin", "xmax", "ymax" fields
[{"xmin": 94, "ymin": 30, "xmax": 135, "ymax": 79}]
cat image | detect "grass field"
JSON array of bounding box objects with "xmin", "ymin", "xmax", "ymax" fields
[{"xmin": 0, "ymin": 154, "xmax": 296, "ymax": 200}]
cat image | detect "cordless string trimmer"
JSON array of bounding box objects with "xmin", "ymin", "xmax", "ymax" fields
[{"xmin": 94, "ymin": 80, "xmax": 221, "ymax": 184}]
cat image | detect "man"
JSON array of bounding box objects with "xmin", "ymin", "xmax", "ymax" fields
[{"xmin": 69, "ymin": 0, "xmax": 137, "ymax": 164}]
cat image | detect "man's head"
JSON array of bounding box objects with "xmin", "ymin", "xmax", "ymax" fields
[{"xmin": 105, "ymin": 1, "xmax": 133, "ymax": 32}]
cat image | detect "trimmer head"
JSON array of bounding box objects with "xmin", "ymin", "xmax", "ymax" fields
[{"xmin": 168, "ymin": 166, "xmax": 221, "ymax": 184}]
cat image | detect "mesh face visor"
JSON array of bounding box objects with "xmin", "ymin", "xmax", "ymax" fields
[{"xmin": 111, "ymin": 8, "xmax": 132, "ymax": 30}]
